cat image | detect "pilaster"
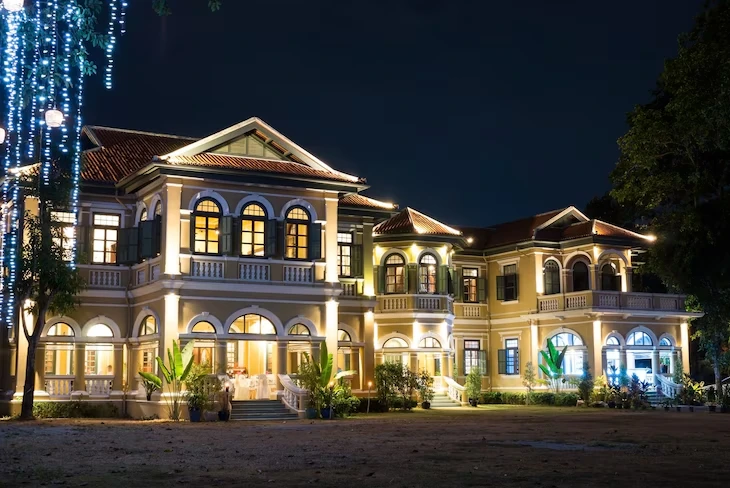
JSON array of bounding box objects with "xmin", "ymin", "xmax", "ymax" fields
[
  {"xmin": 324, "ymin": 198, "xmax": 339, "ymax": 284},
  {"xmin": 163, "ymin": 182, "xmax": 182, "ymax": 276}
]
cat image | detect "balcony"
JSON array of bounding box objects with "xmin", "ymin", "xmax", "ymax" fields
[
  {"xmin": 376, "ymin": 294, "xmax": 454, "ymax": 314},
  {"xmin": 537, "ymin": 291, "xmax": 686, "ymax": 313}
]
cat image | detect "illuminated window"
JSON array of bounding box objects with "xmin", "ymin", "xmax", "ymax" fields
[
  {"xmin": 193, "ymin": 199, "xmax": 221, "ymax": 254},
  {"xmin": 87, "ymin": 323, "xmax": 114, "ymax": 338},
  {"xmin": 543, "ymin": 260, "xmax": 560, "ymax": 295},
  {"xmin": 92, "ymin": 213, "xmax": 120, "ymax": 264},
  {"xmin": 464, "ymin": 340, "xmax": 481, "ymax": 375},
  {"xmin": 385, "ymin": 254, "xmax": 405, "ymax": 294},
  {"xmin": 288, "ymin": 323, "xmax": 311, "ymax": 335},
  {"xmin": 627, "ymin": 331, "xmax": 653, "ymax": 346},
  {"xmin": 546, "ymin": 333, "xmax": 584, "ymax": 375},
  {"xmin": 193, "ymin": 346, "xmax": 214, "ymax": 366},
  {"xmin": 44, "ymin": 346, "xmax": 74, "ymax": 376},
  {"xmin": 550, "ymin": 332, "xmax": 583, "ymax": 347},
  {"xmin": 659, "ymin": 337, "xmax": 672, "ymax": 347},
  {"xmin": 241, "ymin": 203, "xmax": 266, "ymax": 257},
  {"xmin": 85, "ymin": 344, "xmax": 113, "ymax": 375},
  {"xmin": 227, "ymin": 342, "xmax": 237, "ymax": 374},
  {"xmin": 191, "ymin": 321, "xmax": 216, "ymax": 333},
  {"xmin": 337, "ymin": 329, "xmax": 352, "ymax": 342},
  {"xmin": 337, "ymin": 232, "xmax": 353, "ymax": 277},
  {"xmin": 418, "ymin": 337, "xmax": 441, "ymax": 348},
  {"xmin": 572, "ymin": 261, "xmax": 589, "ymax": 291},
  {"xmin": 229, "ymin": 314, "xmax": 276, "ymax": 335},
  {"xmin": 285, "ymin": 207, "xmax": 309, "ymax": 259},
  {"xmin": 382, "ymin": 337, "xmax": 408, "ymax": 348},
  {"xmin": 141, "ymin": 349, "xmax": 155, "ymax": 373},
  {"xmin": 51, "ymin": 211, "xmax": 75, "ymax": 261},
  {"xmin": 140, "ymin": 208, "xmax": 148, "ymax": 223},
  {"xmin": 501, "ymin": 338, "xmax": 519, "ymax": 375},
  {"xmin": 463, "ymin": 268, "xmax": 478, "ymax": 303},
  {"xmin": 47, "ymin": 323, "xmax": 74, "ymax": 337},
  {"xmin": 418, "ymin": 254, "xmax": 437, "ymax": 294},
  {"xmin": 153, "ymin": 201, "xmax": 162, "ymax": 217},
  {"xmin": 606, "ymin": 336, "xmax": 620, "ymax": 346},
  {"xmin": 139, "ymin": 316, "xmax": 157, "ymax": 336}
]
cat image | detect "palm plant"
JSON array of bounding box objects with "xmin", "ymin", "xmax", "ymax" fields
[
  {"xmin": 139, "ymin": 340, "xmax": 195, "ymax": 421},
  {"xmin": 301, "ymin": 342, "xmax": 355, "ymax": 414},
  {"xmin": 539, "ymin": 341, "xmax": 567, "ymax": 392}
]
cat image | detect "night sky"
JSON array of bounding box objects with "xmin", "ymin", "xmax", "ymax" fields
[{"xmin": 85, "ymin": 0, "xmax": 704, "ymax": 227}]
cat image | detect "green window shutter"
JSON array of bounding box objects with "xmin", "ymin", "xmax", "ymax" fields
[
  {"xmin": 514, "ymin": 274, "xmax": 519, "ymax": 300},
  {"xmin": 479, "ymin": 350, "xmax": 487, "ymax": 375},
  {"xmin": 613, "ymin": 275, "xmax": 622, "ymax": 292},
  {"xmin": 220, "ymin": 216, "xmax": 233, "ymax": 255},
  {"xmin": 453, "ymin": 269, "xmax": 462, "ymax": 300},
  {"xmin": 461, "ymin": 351, "xmax": 466, "ymax": 376},
  {"xmin": 140, "ymin": 221, "xmax": 157, "ymax": 260},
  {"xmin": 498, "ymin": 349, "xmax": 506, "ymax": 375},
  {"xmin": 515, "ymin": 349, "xmax": 520, "ymax": 375},
  {"xmin": 477, "ymin": 276, "xmax": 486, "ymax": 302},
  {"xmin": 406, "ymin": 263, "xmax": 416, "ymax": 294},
  {"xmin": 117, "ymin": 228, "xmax": 129, "ymax": 265},
  {"xmin": 154, "ymin": 216, "xmax": 162, "ymax": 255},
  {"xmin": 76, "ymin": 226, "xmax": 89, "ymax": 264},
  {"xmin": 496, "ymin": 275, "xmax": 505, "ymax": 301},
  {"xmin": 265, "ymin": 219, "xmax": 278, "ymax": 257},
  {"xmin": 277, "ymin": 221, "xmax": 286, "ymax": 258},
  {"xmin": 376, "ymin": 265, "xmax": 385, "ymax": 294},
  {"xmin": 128, "ymin": 226, "xmax": 139, "ymax": 262},
  {"xmin": 308, "ymin": 223, "xmax": 322, "ymax": 260},
  {"xmin": 352, "ymin": 244, "xmax": 363, "ymax": 277},
  {"xmin": 437, "ymin": 265, "xmax": 448, "ymax": 294}
]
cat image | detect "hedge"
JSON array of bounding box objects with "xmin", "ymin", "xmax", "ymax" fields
[
  {"xmin": 479, "ymin": 391, "xmax": 578, "ymax": 406},
  {"xmin": 33, "ymin": 401, "xmax": 120, "ymax": 419}
]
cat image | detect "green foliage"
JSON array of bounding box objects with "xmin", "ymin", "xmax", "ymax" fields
[
  {"xmin": 678, "ymin": 373, "xmax": 705, "ymax": 406},
  {"xmin": 139, "ymin": 374, "xmax": 161, "ymax": 401},
  {"xmin": 539, "ymin": 341, "xmax": 567, "ymax": 392},
  {"xmin": 185, "ymin": 362, "xmax": 221, "ymax": 412},
  {"xmin": 577, "ymin": 361, "xmax": 594, "ymax": 404},
  {"xmin": 374, "ymin": 362, "xmax": 418, "ymax": 411},
  {"xmin": 478, "ymin": 391, "xmax": 578, "ymax": 406},
  {"xmin": 627, "ymin": 374, "xmax": 650, "ymax": 409},
  {"xmin": 330, "ymin": 381, "xmax": 360, "ymax": 417},
  {"xmin": 33, "ymin": 401, "xmax": 119, "ymax": 419},
  {"xmin": 465, "ymin": 369, "xmax": 482, "ymax": 401},
  {"xmin": 417, "ymin": 370, "xmax": 434, "ymax": 403},
  {"xmin": 143, "ymin": 340, "xmax": 194, "ymax": 421},
  {"xmin": 522, "ymin": 362, "xmax": 537, "ymax": 405},
  {"xmin": 152, "ymin": 0, "xmax": 221, "ymax": 15}
]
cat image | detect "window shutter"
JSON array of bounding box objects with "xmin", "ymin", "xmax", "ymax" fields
[
  {"xmin": 128, "ymin": 226, "xmax": 139, "ymax": 262},
  {"xmin": 461, "ymin": 350, "xmax": 466, "ymax": 376},
  {"xmin": 140, "ymin": 221, "xmax": 157, "ymax": 260},
  {"xmin": 515, "ymin": 349, "xmax": 520, "ymax": 375},
  {"xmin": 76, "ymin": 226, "xmax": 89, "ymax": 264},
  {"xmin": 477, "ymin": 276, "xmax": 486, "ymax": 302},
  {"xmin": 437, "ymin": 265, "xmax": 448, "ymax": 294},
  {"xmin": 498, "ymin": 349, "xmax": 506, "ymax": 375},
  {"xmin": 376, "ymin": 265, "xmax": 385, "ymax": 294},
  {"xmin": 479, "ymin": 350, "xmax": 487, "ymax": 375},
  {"xmin": 453, "ymin": 269, "xmax": 462, "ymax": 300},
  {"xmin": 117, "ymin": 228, "xmax": 129, "ymax": 265},
  {"xmin": 496, "ymin": 275, "xmax": 505, "ymax": 301},
  {"xmin": 406, "ymin": 263, "xmax": 416, "ymax": 294},
  {"xmin": 265, "ymin": 219, "xmax": 278, "ymax": 257},
  {"xmin": 277, "ymin": 221, "xmax": 285, "ymax": 258},
  {"xmin": 352, "ymin": 244, "xmax": 363, "ymax": 277},
  {"xmin": 613, "ymin": 275, "xmax": 622, "ymax": 292},
  {"xmin": 514, "ymin": 274, "xmax": 520, "ymax": 300},
  {"xmin": 220, "ymin": 215, "xmax": 234, "ymax": 256},
  {"xmin": 308, "ymin": 223, "xmax": 322, "ymax": 260},
  {"xmin": 154, "ymin": 216, "xmax": 162, "ymax": 255}
]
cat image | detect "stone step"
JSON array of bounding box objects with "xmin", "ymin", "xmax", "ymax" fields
[{"xmin": 229, "ymin": 400, "xmax": 298, "ymax": 421}]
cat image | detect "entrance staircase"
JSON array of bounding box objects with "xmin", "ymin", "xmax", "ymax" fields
[
  {"xmin": 429, "ymin": 392, "xmax": 462, "ymax": 409},
  {"xmin": 230, "ymin": 400, "xmax": 299, "ymax": 421},
  {"xmin": 646, "ymin": 389, "xmax": 668, "ymax": 406}
]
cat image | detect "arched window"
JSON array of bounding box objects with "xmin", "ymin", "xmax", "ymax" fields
[
  {"xmin": 550, "ymin": 332, "xmax": 583, "ymax": 347},
  {"xmin": 382, "ymin": 337, "xmax": 408, "ymax": 348},
  {"xmin": 288, "ymin": 324, "xmax": 310, "ymax": 336},
  {"xmin": 241, "ymin": 203, "xmax": 267, "ymax": 257},
  {"xmin": 543, "ymin": 260, "xmax": 560, "ymax": 295},
  {"xmin": 601, "ymin": 263, "xmax": 620, "ymax": 291},
  {"xmin": 419, "ymin": 337, "xmax": 441, "ymax": 348},
  {"xmin": 285, "ymin": 207, "xmax": 310, "ymax": 259},
  {"xmin": 572, "ymin": 261, "xmax": 589, "ymax": 291},
  {"xmin": 659, "ymin": 337, "xmax": 672, "ymax": 347},
  {"xmin": 139, "ymin": 316, "xmax": 157, "ymax": 336},
  {"xmin": 385, "ymin": 254, "xmax": 405, "ymax": 294},
  {"xmin": 191, "ymin": 321, "xmax": 216, "ymax": 333},
  {"xmin": 337, "ymin": 329, "xmax": 352, "ymax": 342},
  {"xmin": 153, "ymin": 201, "xmax": 162, "ymax": 217},
  {"xmin": 140, "ymin": 208, "xmax": 148, "ymax": 223},
  {"xmin": 418, "ymin": 254, "xmax": 437, "ymax": 294},
  {"xmin": 48, "ymin": 323, "xmax": 74, "ymax": 337},
  {"xmin": 229, "ymin": 314, "xmax": 276, "ymax": 335},
  {"xmin": 87, "ymin": 324, "xmax": 114, "ymax": 338},
  {"xmin": 627, "ymin": 331, "xmax": 653, "ymax": 346},
  {"xmin": 605, "ymin": 336, "xmax": 620, "ymax": 346},
  {"xmin": 193, "ymin": 199, "xmax": 221, "ymax": 254}
]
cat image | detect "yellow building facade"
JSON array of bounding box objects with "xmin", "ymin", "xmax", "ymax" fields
[{"xmin": 0, "ymin": 117, "xmax": 698, "ymax": 416}]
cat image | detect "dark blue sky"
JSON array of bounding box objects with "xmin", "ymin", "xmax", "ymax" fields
[{"xmin": 85, "ymin": 0, "xmax": 704, "ymax": 227}]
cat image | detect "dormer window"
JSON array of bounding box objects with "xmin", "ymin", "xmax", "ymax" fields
[{"xmin": 418, "ymin": 254, "xmax": 437, "ymax": 294}]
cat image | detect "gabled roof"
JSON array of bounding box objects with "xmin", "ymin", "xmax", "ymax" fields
[
  {"xmin": 339, "ymin": 194, "xmax": 398, "ymax": 211},
  {"xmin": 373, "ymin": 207, "xmax": 462, "ymax": 237}
]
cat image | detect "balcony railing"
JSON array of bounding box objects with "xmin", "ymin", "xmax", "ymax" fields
[
  {"xmin": 377, "ymin": 294, "xmax": 454, "ymax": 313},
  {"xmin": 45, "ymin": 375, "xmax": 74, "ymax": 397},
  {"xmin": 537, "ymin": 291, "xmax": 685, "ymax": 313},
  {"xmin": 86, "ymin": 375, "xmax": 114, "ymax": 396}
]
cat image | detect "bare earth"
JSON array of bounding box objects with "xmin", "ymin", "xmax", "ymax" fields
[{"xmin": 1, "ymin": 406, "xmax": 728, "ymax": 488}]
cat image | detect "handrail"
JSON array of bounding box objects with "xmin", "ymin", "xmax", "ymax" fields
[
  {"xmin": 442, "ymin": 375, "xmax": 467, "ymax": 405},
  {"xmin": 278, "ymin": 374, "xmax": 309, "ymax": 414},
  {"xmin": 656, "ymin": 374, "xmax": 680, "ymax": 399}
]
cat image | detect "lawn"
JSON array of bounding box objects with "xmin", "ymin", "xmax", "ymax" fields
[{"xmin": 1, "ymin": 406, "xmax": 728, "ymax": 487}]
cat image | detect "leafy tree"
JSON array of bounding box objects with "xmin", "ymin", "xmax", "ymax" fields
[
  {"xmin": 15, "ymin": 166, "xmax": 85, "ymax": 420},
  {"xmin": 152, "ymin": 0, "xmax": 222, "ymax": 15},
  {"xmin": 577, "ymin": 361, "xmax": 593, "ymax": 404},
  {"xmin": 522, "ymin": 361, "xmax": 536, "ymax": 405},
  {"xmin": 609, "ymin": 0, "xmax": 730, "ymax": 394}
]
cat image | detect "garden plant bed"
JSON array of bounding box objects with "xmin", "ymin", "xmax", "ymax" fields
[{"xmin": 1, "ymin": 406, "xmax": 729, "ymax": 487}]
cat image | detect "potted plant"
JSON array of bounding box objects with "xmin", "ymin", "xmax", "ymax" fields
[
  {"xmin": 187, "ymin": 393, "xmax": 204, "ymax": 422},
  {"xmin": 319, "ymin": 383, "xmax": 335, "ymax": 419},
  {"xmin": 185, "ymin": 363, "xmax": 219, "ymax": 422},
  {"xmin": 466, "ymin": 369, "xmax": 482, "ymax": 407},
  {"xmin": 301, "ymin": 343, "xmax": 356, "ymax": 419},
  {"xmin": 417, "ymin": 371, "xmax": 434, "ymax": 409},
  {"xmin": 707, "ymin": 402, "xmax": 717, "ymax": 413}
]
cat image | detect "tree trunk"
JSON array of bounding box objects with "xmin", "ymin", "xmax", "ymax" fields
[
  {"xmin": 714, "ymin": 361, "xmax": 722, "ymax": 402},
  {"xmin": 20, "ymin": 334, "xmax": 39, "ymax": 420}
]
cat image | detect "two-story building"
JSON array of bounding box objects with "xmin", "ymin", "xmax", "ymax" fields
[{"xmin": 0, "ymin": 117, "xmax": 699, "ymax": 416}]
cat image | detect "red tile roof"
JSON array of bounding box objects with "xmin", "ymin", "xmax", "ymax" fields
[
  {"xmin": 339, "ymin": 194, "xmax": 398, "ymax": 211},
  {"xmin": 374, "ymin": 207, "xmax": 462, "ymax": 237}
]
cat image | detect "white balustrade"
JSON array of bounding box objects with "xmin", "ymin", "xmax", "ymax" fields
[
  {"xmin": 89, "ymin": 269, "xmax": 122, "ymax": 288},
  {"xmin": 565, "ymin": 294, "xmax": 587, "ymax": 309},
  {"xmin": 626, "ymin": 294, "xmax": 651, "ymax": 310},
  {"xmin": 283, "ymin": 265, "xmax": 313, "ymax": 283},
  {"xmin": 45, "ymin": 376, "xmax": 74, "ymax": 397},
  {"xmin": 597, "ymin": 292, "xmax": 619, "ymax": 308},
  {"xmin": 656, "ymin": 374, "xmax": 681, "ymax": 399},
  {"xmin": 239, "ymin": 263, "xmax": 270, "ymax": 281},
  {"xmin": 278, "ymin": 374, "xmax": 308, "ymax": 415},
  {"xmin": 342, "ymin": 282, "xmax": 358, "ymax": 297},
  {"xmin": 538, "ymin": 297, "xmax": 560, "ymax": 312},
  {"xmin": 381, "ymin": 296, "xmax": 408, "ymax": 311},
  {"xmin": 463, "ymin": 305, "xmax": 481, "ymax": 318},
  {"xmin": 86, "ymin": 376, "xmax": 114, "ymax": 396},
  {"xmin": 192, "ymin": 260, "xmax": 224, "ymax": 279},
  {"xmin": 416, "ymin": 296, "xmax": 441, "ymax": 311},
  {"xmin": 443, "ymin": 375, "xmax": 466, "ymax": 405}
]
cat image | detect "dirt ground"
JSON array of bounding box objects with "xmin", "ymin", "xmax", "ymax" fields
[{"xmin": 0, "ymin": 406, "xmax": 728, "ymax": 487}]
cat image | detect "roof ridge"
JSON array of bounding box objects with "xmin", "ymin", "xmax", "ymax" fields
[{"xmin": 86, "ymin": 125, "xmax": 198, "ymax": 141}]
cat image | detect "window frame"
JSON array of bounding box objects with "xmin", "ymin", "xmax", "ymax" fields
[
  {"xmin": 543, "ymin": 260, "xmax": 561, "ymax": 295},
  {"xmin": 462, "ymin": 268, "xmax": 478, "ymax": 303},
  {"xmin": 572, "ymin": 261, "xmax": 590, "ymax": 292},
  {"xmin": 192, "ymin": 198, "xmax": 222, "ymax": 255},
  {"xmin": 51, "ymin": 210, "xmax": 76, "ymax": 262},
  {"xmin": 464, "ymin": 339, "xmax": 481, "ymax": 375},
  {"xmin": 285, "ymin": 206, "xmax": 310, "ymax": 260},
  {"xmin": 91, "ymin": 212, "xmax": 121, "ymax": 265},
  {"xmin": 385, "ymin": 253, "xmax": 406, "ymax": 294},
  {"xmin": 240, "ymin": 202, "xmax": 267, "ymax": 258},
  {"xmin": 337, "ymin": 232, "xmax": 353, "ymax": 277},
  {"xmin": 418, "ymin": 253, "xmax": 438, "ymax": 294}
]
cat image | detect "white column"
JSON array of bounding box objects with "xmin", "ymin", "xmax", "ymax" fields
[
  {"xmin": 324, "ymin": 197, "xmax": 339, "ymax": 284},
  {"xmin": 530, "ymin": 321, "xmax": 538, "ymax": 366},
  {"xmin": 680, "ymin": 322, "xmax": 690, "ymax": 375},
  {"xmin": 362, "ymin": 222, "xmax": 374, "ymax": 297},
  {"xmin": 112, "ymin": 344, "xmax": 124, "ymax": 392},
  {"xmin": 164, "ymin": 182, "xmax": 182, "ymax": 276},
  {"xmin": 162, "ymin": 293, "xmax": 180, "ymax": 368},
  {"xmin": 651, "ymin": 349, "xmax": 660, "ymax": 385},
  {"xmin": 534, "ymin": 252, "xmax": 544, "ymax": 295},
  {"xmin": 363, "ymin": 310, "xmax": 375, "ymax": 387},
  {"xmin": 325, "ymin": 300, "xmax": 339, "ymax": 377},
  {"xmin": 592, "ymin": 320, "xmax": 602, "ymax": 376},
  {"xmin": 277, "ymin": 342, "xmax": 288, "ymax": 389}
]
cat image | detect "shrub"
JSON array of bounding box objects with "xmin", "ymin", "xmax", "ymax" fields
[
  {"xmin": 391, "ymin": 398, "xmax": 418, "ymax": 410},
  {"xmin": 577, "ymin": 362, "xmax": 593, "ymax": 404},
  {"xmin": 356, "ymin": 398, "xmax": 388, "ymax": 413},
  {"xmin": 531, "ymin": 392, "xmax": 555, "ymax": 405},
  {"xmin": 33, "ymin": 401, "xmax": 120, "ymax": 419},
  {"xmin": 374, "ymin": 362, "xmax": 419, "ymax": 411},
  {"xmin": 480, "ymin": 392, "xmax": 503, "ymax": 404},
  {"xmin": 465, "ymin": 369, "xmax": 482, "ymax": 402},
  {"xmin": 554, "ymin": 393, "xmax": 578, "ymax": 406}
]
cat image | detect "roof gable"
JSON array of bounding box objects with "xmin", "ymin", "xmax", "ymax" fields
[{"xmin": 373, "ymin": 207, "xmax": 461, "ymax": 237}]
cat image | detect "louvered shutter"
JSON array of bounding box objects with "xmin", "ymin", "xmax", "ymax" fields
[
  {"xmin": 477, "ymin": 277, "xmax": 486, "ymax": 302},
  {"xmin": 513, "ymin": 274, "xmax": 520, "ymax": 300},
  {"xmin": 496, "ymin": 275, "xmax": 505, "ymax": 301},
  {"xmin": 437, "ymin": 265, "xmax": 448, "ymax": 294},
  {"xmin": 498, "ymin": 349, "xmax": 506, "ymax": 375},
  {"xmin": 277, "ymin": 221, "xmax": 286, "ymax": 258},
  {"xmin": 376, "ymin": 265, "xmax": 385, "ymax": 294},
  {"xmin": 405, "ymin": 263, "xmax": 415, "ymax": 294},
  {"xmin": 351, "ymin": 244, "xmax": 363, "ymax": 277},
  {"xmin": 479, "ymin": 350, "xmax": 487, "ymax": 375},
  {"xmin": 117, "ymin": 228, "xmax": 130, "ymax": 265},
  {"xmin": 140, "ymin": 221, "xmax": 158, "ymax": 260},
  {"xmin": 265, "ymin": 219, "xmax": 278, "ymax": 257},
  {"xmin": 76, "ymin": 226, "xmax": 89, "ymax": 264},
  {"xmin": 154, "ymin": 216, "xmax": 162, "ymax": 255},
  {"xmin": 220, "ymin": 216, "xmax": 234, "ymax": 256},
  {"xmin": 308, "ymin": 223, "xmax": 322, "ymax": 260},
  {"xmin": 453, "ymin": 268, "xmax": 462, "ymax": 300}
]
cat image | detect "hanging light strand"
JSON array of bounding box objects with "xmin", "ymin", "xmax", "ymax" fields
[
  {"xmin": 58, "ymin": 4, "xmax": 74, "ymax": 154},
  {"xmin": 70, "ymin": 5, "xmax": 86, "ymax": 268},
  {"xmin": 26, "ymin": 0, "xmax": 42, "ymax": 161},
  {"xmin": 104, "ymin": 0, "xmax": 119, "ymax": 90},
  {"xmin": 41, "ymin": 0, "xmax": 61, "ymax": 186}
]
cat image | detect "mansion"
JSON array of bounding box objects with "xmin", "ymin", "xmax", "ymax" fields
[{"xmin": 0, "ymin": 117, "xmax": 699, "ymax": 416}]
